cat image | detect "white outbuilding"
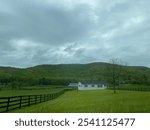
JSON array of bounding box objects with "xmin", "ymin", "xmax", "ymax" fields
[{"xmin": 78, "ymin": 81, "xmax": 107, "ymax": 90}]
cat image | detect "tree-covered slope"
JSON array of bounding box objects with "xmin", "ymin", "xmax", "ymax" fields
[{"xmin": 0, "ymin": 62, "xmax": 150, "ymax": 86}]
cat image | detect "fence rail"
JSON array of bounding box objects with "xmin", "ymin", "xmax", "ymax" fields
[
  {"xmin": 0, "ymin": 89, "xmax": 70, "ymax": 113},
  {"xmin": 109, "ymin": 87, "xmax": 150, "ymax": 91}
]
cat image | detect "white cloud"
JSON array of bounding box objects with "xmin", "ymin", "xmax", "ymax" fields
[{"xmin": 123, "ymin": 16, "xmax": 146, "ymax": 29}]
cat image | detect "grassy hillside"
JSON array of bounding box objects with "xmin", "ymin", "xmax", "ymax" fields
[
  {"xmin": 11, "ymin": 90, "xmax": 150, "ymax": 113},
  {"xmin": 0, "ymin": 62, "xmax": 150, "ymax": 87}
]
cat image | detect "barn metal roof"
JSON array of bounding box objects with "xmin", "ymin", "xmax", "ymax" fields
[{"xmin": 80, "ymin": 81, "xmax": 107, "ymax": 84}]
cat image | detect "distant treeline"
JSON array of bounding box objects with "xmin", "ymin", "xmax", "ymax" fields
[{"xmin": 0, "ymin": 77, "xmax": 74, "ymax": 88}]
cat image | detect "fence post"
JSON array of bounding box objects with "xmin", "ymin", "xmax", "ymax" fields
[
  {"xmin": 49, "ymin": 94, "xmax": 51, "ymax": 100},
  {"xmin": 35, "ymin": 95, "xmax": 37, "ymax": 104},
  {"xmin": 48, "ymin": 94, "xmax": 50, "ymax": 100},
  {"xmin": 28, "ymin": 96, "xmax": 31, "ymax": 106},
  {"xmin": 52, "ymin": 94, "xmax": 54, "ymax": 99},
  {"xmin": 46, "ymin": 94, "xmax": 48, "ymax": 101},
  {"xmin": 44, "ymin": 94, "xmax": 45, "ymax": 102},
  {"xmin": 40, "ymin": 95, "xmax": 42, "ymax": 103},
  {"xmin": 19, "ymin": 96, "xmax": 22, "ymax": 109},
  {"xmin": 56, "ymin": 93, "xmax": 58, "ymax": 98},
  {"xmin": 50, "ymin": 94, "xmax": 52, "ymax": 100},
  {"xmin": 47, "ymin": 94, "xmax": 49, "ymax": 101},
  {"xmin": 6, "ymin": 97, "xmax": 10, "ymax": 112},
  {"xmin": 45, "ymin": 95, "xmax": 47, "ymax": 101}
]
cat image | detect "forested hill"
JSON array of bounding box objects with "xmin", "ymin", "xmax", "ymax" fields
[{"xmin": 0, "ymin": 62, "xmax": 150, "ymax": 86}]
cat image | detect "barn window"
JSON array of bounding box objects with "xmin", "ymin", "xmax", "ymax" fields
[
  {"xmin": 98, "ymin": 84, "xmax": 102, "ymax": 87},
  {"xmin": 92, "ymin": 84, "xmax": 95, "ymax": 87},
  {"xmin": 84, "ymin": 84, "xmax": 88, "ymax": 87}
]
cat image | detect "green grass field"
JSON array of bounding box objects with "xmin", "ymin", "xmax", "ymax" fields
[{"xmin": 11, "ymin": 89, "xmax": 150, "ymax": 113}]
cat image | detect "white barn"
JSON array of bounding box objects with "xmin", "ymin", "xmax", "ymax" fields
[{"xmin": 78, "ymin": 81, "xmax": 107, "ymax": 90}]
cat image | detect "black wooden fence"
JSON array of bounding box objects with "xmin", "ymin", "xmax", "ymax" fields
[{"xmin": 0, "ymin": 89, "xmax": 70, "ymax": 113}]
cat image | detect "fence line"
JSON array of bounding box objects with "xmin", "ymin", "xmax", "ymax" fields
[
  {"xmin": 109, "ymin": 87, "xmax": 150, "ymax": 92},
  {"xmin": 0, "ymin": 89, "xmax": 71, "ymax": 113}
]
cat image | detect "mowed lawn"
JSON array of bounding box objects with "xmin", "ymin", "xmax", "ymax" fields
[{"xmin": 12, "ymin": 90, "xmax": 150, "ymax": 113}]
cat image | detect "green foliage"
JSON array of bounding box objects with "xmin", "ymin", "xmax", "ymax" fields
[{"xmin": 0, "ymin": 63, "xmax": 150, "ymax": 87}]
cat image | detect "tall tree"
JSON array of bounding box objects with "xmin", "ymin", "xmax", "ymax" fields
[{"xmin": 107, "ymin": 58, "xmax": 125, "ymax": 93}]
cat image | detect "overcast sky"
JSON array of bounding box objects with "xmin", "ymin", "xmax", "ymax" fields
[{"xmin": 0, "ymin": 0, "xmax": 150, "ymax": 68}]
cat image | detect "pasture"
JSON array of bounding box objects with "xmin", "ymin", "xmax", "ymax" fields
[
  {"xmin": 11, "ymin": 89, "xmax": 150, "ymax": 113},
  {"xmin": 0, "ymin": 86, "xmax": 65, "ymax": 97},
  {"xmin": 0, "ymin": 88, "xmax": 63, "ymax": 97}
]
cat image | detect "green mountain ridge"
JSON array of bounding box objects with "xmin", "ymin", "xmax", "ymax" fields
[{"xmin": 0, "ymin": 62, "xmax": 150, "ymax": 86}]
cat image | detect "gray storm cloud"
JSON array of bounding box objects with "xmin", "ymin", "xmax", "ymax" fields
[{"xmin": 0, "ymin": 0, "xmax": 150, "ymax": 67}]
